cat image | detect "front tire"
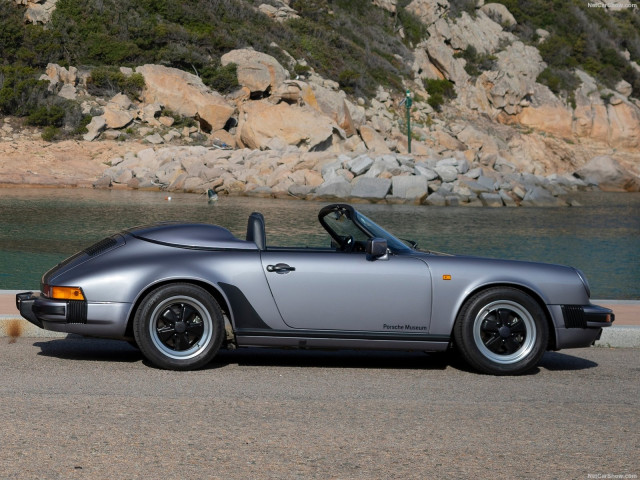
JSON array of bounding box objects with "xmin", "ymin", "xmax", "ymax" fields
[
  {"xmin": 133, "ymin": 283, "xmax": 224, "ymax": 370},
  {"xmin": 453, "ymin": 287, "xmax": 548, "ymax": 375}
]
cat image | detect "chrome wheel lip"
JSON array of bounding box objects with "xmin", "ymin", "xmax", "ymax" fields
[
  {"xmin": 149, "ymin": 295, "xmax": 213, "ymax": 360},
  {"xmin": 472, "ymin": 300, "xmax": 537, "ymax": 365}
]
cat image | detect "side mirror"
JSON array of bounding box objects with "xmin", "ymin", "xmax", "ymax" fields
[{"xmin": 366, "ymin": 237, "xmax": 388, "ymax": 258}]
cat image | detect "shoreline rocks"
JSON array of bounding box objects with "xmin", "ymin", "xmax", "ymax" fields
[{"xmin": 95, "ymin": 144, "xmax": 638, "ymax": 207}]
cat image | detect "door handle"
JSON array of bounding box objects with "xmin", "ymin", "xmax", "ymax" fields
[{"xmin": 266, "ymin": 263, "xmax": 296, "ymax": 274}]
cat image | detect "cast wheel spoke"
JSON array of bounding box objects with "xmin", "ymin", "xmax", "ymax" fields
[
  {"xmin": 509, "ymin": 318, "xmax": 526, "ymax": 333},
  {"xmin": 481, "ymin": 316, "xmax": 500, "ymax": 333},
  {"xmin": 504, "ymin": 336, "xmax": 522, "ymax": 354},
  {"xmin": 483, "ymin": 333, "xmax": 502, "ymax": 350}
]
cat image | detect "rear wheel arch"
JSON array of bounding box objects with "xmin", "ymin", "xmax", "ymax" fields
[
  {"xmin": 132, "ymin": 282, "xmax": 228, "ymax": 370},
  {"xmin": 125, "ymin": 279, "xmax": 232, "ymax": 339}
]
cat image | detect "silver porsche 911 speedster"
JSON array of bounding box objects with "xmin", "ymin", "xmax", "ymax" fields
[{"xmin": 17, "ymin": 204, "xmax": 614, "ymax": 375}]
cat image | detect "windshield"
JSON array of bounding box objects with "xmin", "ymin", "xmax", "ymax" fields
[
  {"xmin": 354, "ymin": 211, "xmax": 412, "ymax": 253},
  {"xmin": 319, "ymin": 205, "xmax": 412, "ymax": 254}
]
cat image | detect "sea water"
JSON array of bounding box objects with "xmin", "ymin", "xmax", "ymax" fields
[{"xmin": 0, "ymin": 188, "xmax": 638, "ymax": 299}]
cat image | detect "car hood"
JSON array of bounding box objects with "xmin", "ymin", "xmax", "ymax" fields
[{"xmin": 127, "ymin": 223, "xmax": 257, "ymax": 250}]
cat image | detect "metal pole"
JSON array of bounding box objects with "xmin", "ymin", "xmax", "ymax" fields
[{"xmin": 405, "ymin": 89, "xmax": 412, "ymax": 154}]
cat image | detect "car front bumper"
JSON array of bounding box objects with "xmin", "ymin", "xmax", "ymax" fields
[
  {"xmin": 16, "ymin": 291, "xmax": 131, "ymax": 339},
  {"xmin": 551, "ymin": 303, "xmax": 615, "ymax": 349}
]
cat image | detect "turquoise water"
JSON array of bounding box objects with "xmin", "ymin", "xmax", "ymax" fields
[{"xmin": 0, "ymin": 187, "xmax": 638, "ymax": 298}]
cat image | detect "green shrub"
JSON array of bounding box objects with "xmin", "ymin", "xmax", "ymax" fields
[
  {"xmin": 27, "ymin": 105, "xmax": 66, "ymax": 127},
  {"xmin": 293, "ymin": 63, "xmax": 311, "ymax": 77},
  {"xmin": 87, "ymin": 67, "xmax": 145, "ymax": 99},
  {"xmin": 160, "ymin": 108, "xmax": 197, "ymax": 128},
  {"xmin": 200, "ymin": 62, "xmax": 239, "ymax": 94},
  {"xmin": 397, "ymin": 7, "xmax": 427, "ymax": 46},
  {"xmin": 490, "ymin": 0, "xmax": 640, "ymax": 97},
  {"xmin": 448, "ymin": 0, "xmax": 478, "ymax": 18},
  {"xmin": 41, "ymin": 126, "xmax": 60, "ymax": 142},
  {"xmin": 536, "ymin": 67, "xmax": 579, "ymax": 96},
  {"xmin": 72, "ymin": 114, "xmax": 93, "ymax": 136},
  {"xmin": 424, "ymin": 78, "xmax": 457, "ymax": 111},
  {"xmin": 0, "ymin": 65, "xmax": 50, "ymax": 116},
  {"xmin": 454, "ymin": 46, "xmax": 497, "ymax": 77},
  {"xmin": 338, "ymin": 68, "xmax": 360, "ymax": 94}
]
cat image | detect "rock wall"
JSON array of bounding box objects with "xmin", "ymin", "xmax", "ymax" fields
[{"xmin": 9, "ymin": 0, "xmax": 640, "ymax": 196}]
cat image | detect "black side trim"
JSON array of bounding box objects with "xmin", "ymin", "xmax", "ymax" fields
[
  {"xmin": 218, "ymin": 283, "xmax": 272, "ymax": 330},
  {"xmin": 235, "ymin": 328, "xmax": 449, "ymax": 342},
  {"xmin": 132, "ymin": 235, "xmax": 257, "ymax": 252}
]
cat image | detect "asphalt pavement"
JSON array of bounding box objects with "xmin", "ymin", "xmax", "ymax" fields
[{"xmin": 0, "ymin": 338, "xmax": 638, "ymax": 479}]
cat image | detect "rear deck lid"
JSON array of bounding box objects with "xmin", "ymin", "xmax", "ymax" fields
[{"xmin": 128, "ymin": 223, "xmax": 257, "ymax": 250}]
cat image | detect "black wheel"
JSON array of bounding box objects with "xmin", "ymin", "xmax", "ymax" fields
[
  {"xmin": 133, "ymin": 283, "xmax": 224, "ymax": 370},
  {"xmin": 453, "ymin": 287, "xmax": 548, "ymax": 375}
]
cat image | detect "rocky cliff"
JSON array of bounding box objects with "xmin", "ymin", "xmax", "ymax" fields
[{"xmin": 5, "ymin": 0, "xmax": 640, "ymax": 204}]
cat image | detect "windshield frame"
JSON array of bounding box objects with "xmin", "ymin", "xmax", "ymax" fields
[{"xmin": 318, "ymin": 204, "xmax": 413, "ymax": 254}]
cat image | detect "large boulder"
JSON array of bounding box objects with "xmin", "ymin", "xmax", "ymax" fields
[
  {"xmin": 20, "ymin": 0, "xmax": 58, "ymax": 24},
  {"xmin": 572, "ymin": 70, "xmax": 640, "ymax": 148},
  {"xmin": 45, "ymin": 63, "xmax": 77, "ymax": 85},
  {"xmin": 351, "ymin": 177, "xmax": 391, "ymax": 200},
  {"xmin": 238, "ymin": 101, "xmax": 337, "ymax": 151},
  {"xmin": 135, "ymin": 64, "xmax": 234, "ymax": 132},
  {"xmin": 258, "ymin": 2, "xmax": 300, "ymax": 22},
  {"xmin": 103, "ymin": 107, "xmax": 134, "ymax": 129},
  {"xmin": 310, "ymin": 83, "xmax": 363, "ymax": 136},
  {"xmin": 221, "ymin": 49, "xmax": 289, "ymax": 95},
  {"xmin": 428, "ymin": 11, "xmax": 515, "ymax": 55},
  {"xmin": 359, "ymin": 126, "xmax": 391, "ymax": 153},
  {"xmin": 574, "ymin": 156, "xmax": 640, "ymax": 192},
  {"xmin": 83, "ymin": 116, "xmax": 106, "ymax": 141},
  {"xmin": 424, "ymin": 36, "xmax": 469, "ymax": 85},
  {"xmin": 372, "ymin": 0, "xmax": 397, "ymax": 13},
  {"xmin": 477, "ymin": 41, "xmax": 546, "ymax": 116},
  {"xmin": 480, "ymin": 3, "xmax": 517, "ymax": 27},
  {"xmin": 406, "ymin": 0, "xmax": 449, "ymax": 27},
  {"xmin": 514, "ymin": 84, "xmax": 574, "ymax": 138}
]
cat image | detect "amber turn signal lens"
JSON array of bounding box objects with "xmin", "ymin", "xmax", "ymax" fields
[{"xmin": 51, "ymin": 286, "xmax": 85, "ymax": 301}]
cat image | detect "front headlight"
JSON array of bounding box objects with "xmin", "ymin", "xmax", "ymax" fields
[{"xmin": 574, "ymin": 268, "xmax": 591, "ymax": 298}]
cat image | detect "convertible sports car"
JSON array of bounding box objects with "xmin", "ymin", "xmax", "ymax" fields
[{"xmin": 17, "ymin": 204, "xmax": 614, "ymax": 375}]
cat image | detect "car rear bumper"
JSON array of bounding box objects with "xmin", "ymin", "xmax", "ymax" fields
[
  {"xmin": 16, "ymin": 291, "xmax": 44, "ymax": 328},
  {"xmin": 16, "ymin": 291, "xmax": 130, "ymax": 339}
]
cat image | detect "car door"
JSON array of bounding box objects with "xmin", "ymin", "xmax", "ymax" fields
[{"xmin": 260, "ymin": 251, "xmax": 432, "ymax": 332}]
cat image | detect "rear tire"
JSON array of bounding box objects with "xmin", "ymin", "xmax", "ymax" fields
[
  {"xmin": 133, "ymin": 283, "xmax": 224, "ymax": 370},
  {"xmin": 453, "ymin": 287, "xmax": 548, "ymax": 375}
]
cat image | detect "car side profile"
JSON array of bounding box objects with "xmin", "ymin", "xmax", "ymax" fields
[{"xmin": 17, "ymin": 204, "xmax": 614, "ymax": 375}]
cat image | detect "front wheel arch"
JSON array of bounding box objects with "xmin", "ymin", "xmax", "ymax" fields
[
  {"xmin": 452, "ymin": 286, "xmax": 550, "ymax": 375},
  {"xmin": 453, "ymin": 283, "xmax": 556, "ymax": 351}
]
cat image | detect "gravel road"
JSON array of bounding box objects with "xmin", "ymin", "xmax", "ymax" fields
[{"xmin": 1, "ymin": 338, "xmax": 638, "ymax": 479}]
